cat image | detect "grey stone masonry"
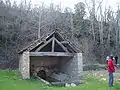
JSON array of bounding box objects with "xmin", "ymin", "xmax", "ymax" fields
[
  {"xmin": 77, "ymin": 53, "xmax": 83, "ymax": 77},
  {"xmin": 19, "ymin": 52, "xmax": 83, "ymax": 81},
  {"xmin": 19, "ymin": 51, "xmax": 30, "ymax": 79},
  {"xmin": 61, "ymin": 53, "xmax": 83, "ymax": 82}
]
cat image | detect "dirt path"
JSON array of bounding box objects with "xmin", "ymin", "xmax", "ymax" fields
[{"xmin": 84, "ymin": 69, "xmax": 120, "ymax": 82}]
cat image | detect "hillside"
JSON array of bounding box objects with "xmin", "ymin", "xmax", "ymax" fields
[
  {"xmin": 0, "ymin": 70, "xmax": 120, "ymax": 90},
  {"xmin": 0, "ymin": 0, "xmax": 120, "ymax": 69}
]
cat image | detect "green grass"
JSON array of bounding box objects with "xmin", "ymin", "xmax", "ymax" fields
[{"xmin": 0, "ymin": 70, "xmax": 120, "ymax": 90}]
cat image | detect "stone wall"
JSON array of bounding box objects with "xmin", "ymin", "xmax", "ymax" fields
[
  {"xmin": 19, "ymin": 51, "xmax": 30, "ymax": 79},
  {"xmin": 19, "ymin": 52, "xmax": 83, "ymax": 81},
  {"xmin": 60, "ymin": 53, "xmax": 83, "ymax": 82}
]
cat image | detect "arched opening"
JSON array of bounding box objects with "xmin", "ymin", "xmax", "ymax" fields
[{"xmin": 37, "ymin": 70, "xmax": 47, "ymax": 80}]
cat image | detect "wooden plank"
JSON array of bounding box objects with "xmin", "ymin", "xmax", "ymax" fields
[
  {"xmin": 30, "ymin": 52, "xmax": 74, "ymax": 56},
  {"xmin": 46, "ymin": 31, "xmax": 56, "ymax": 41},
  {"xmin": 35, "ymin": 37, "xmax": 53, "ymax": 52},
  {"xmin": 46, "ymin": 31, "xmax": 64, "ymax": 41},
  {"xmin": 36, "ymin": 76, "xmax": 51, "ymax": 85},
  {"xmin": 60, "ymin": 41, "xmax": 69, "ymax": 44},
  {"xmin": 18, "ymin": 39, "xmax": 41, "ymax": 54},
  {"xmin": 62, "ymin": 43, "xmax": 75, "ymax": 53},
  {"xmin": 53, "ymin": 37, "xmax": 69, "ymax": 52}
]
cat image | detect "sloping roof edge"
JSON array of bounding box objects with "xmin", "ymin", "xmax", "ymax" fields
[{"xmin": 18, "ymin": 31, "xmax": 80, "ymax": 54}]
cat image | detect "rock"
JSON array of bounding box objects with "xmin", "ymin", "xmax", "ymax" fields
[
  {"xmin": 101, "ymin": 78, "xmax": 106, "ymax": 81},
  {"xmin": 117, "ymin": 79, "xmax": 120, "ymax": 82},
  {"xmin": 71, "ymin": 83, "xmax": 76, "ymax": 87},
  {"xmin": 65, "ymin": 83, "xmax": 70, "ymax": 87}
]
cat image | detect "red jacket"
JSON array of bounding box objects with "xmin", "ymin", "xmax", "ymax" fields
[{"xmin": 108, "ymin": 59, "xmax": 115, "ymax": 72}]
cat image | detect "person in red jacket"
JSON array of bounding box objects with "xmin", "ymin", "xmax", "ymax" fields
[{"xmin": 108, "ymin": 56, "xmax": 115, "ymax": 87}]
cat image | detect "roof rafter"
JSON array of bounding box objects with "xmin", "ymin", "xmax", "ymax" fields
[
  {"xmin": 53, "ymin": 37, "xmax": 69, "ymax": 53},
  {"xmin": 35, "ymin": 37, "xmax": 53, "ymax": 52}
]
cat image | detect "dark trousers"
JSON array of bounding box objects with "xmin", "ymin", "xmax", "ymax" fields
[
  {"xmin": 115, "ymin": 59, "xmax": 118, "ymax": 65},
  {"xmin": 109, "ymin": 72, "xmax": 114, "ymax": 87}
]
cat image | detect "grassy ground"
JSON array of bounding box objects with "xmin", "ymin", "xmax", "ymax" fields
[{"xmin": 0, "ymin": 70, "xmax": 120, "ymax": 90}]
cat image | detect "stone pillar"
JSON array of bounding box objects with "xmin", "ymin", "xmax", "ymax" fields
[
  {"xmin": 19, "ymin": 54, "xmax": 22, "ymax": 73},
  {"xmin": 70, "ymin": 53, "xmax": 83, "ymax": 82},
  {"xmin": 77, "ymin": 53, "xmax": 83, "ymax": 78},
  {"xmin": 19, "ymin": 51, "xmax": 30, "ymax": 79},
  {"xmin": 60, "ymin": 53, "xmax": 83, "ymax": 82}
]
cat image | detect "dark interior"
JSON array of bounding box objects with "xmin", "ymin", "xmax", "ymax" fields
[{"xmin": 30, "ymin": 56, "xmax": 72, "ymax": 82}]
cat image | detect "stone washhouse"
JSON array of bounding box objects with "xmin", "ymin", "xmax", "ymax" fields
[{"xmin": 18, "ymin": 31, "xmax": 83, "ymax": 84}]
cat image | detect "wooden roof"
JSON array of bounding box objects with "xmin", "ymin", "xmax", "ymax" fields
[{"xmin": 18, "ymin": 31, "xmax": 80, "ymax": 54}]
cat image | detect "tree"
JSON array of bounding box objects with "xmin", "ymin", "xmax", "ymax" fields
[{"xmin": 73, "ymin": 2, "xmax": 86, "ymax": 36}]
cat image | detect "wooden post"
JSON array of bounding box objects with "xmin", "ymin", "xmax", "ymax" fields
[{"xmin": 52, "ymin": 38, "xmax": 55, "ymax": 52}]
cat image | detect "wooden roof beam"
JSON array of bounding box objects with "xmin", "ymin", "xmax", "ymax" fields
[
  {"xmin": 30, "ymin": 52, "xmax": 74, "ymax": 56},
  {"xmin": 53, "ymin": 37, "xmax": 69, "ymax": 53},
  {"xmin": 60, "ymin": 41, "xmax": 69, "ymax": 44},
  {"xmin": 35, "ymin": 37, "xmax": 53, "ymax": 52}
]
